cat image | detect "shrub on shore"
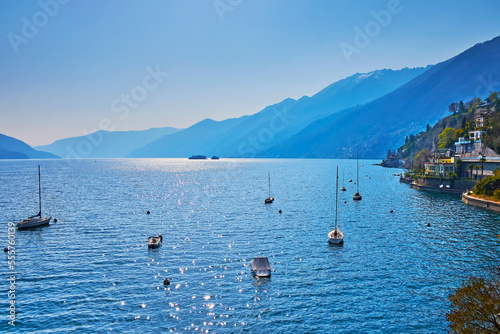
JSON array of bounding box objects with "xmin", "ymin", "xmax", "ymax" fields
[{"xmin": 473, "ymin": 170, "xmax": 500, "ymax": 197}]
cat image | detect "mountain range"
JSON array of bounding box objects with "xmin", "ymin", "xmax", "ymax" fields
[
  {"xmin": 0, "ymin": 134, "xmax": 58, "ymax": 159},
  {"xmin": 128, "ymin": 66, "xmax": 430, "ymax": 158},
  {"xmin": 265, "ymin": 36, "xmax": 500, "ymax": 158},
  {"xmin": 7, "ymin": 35, "xmax": 500, "ymax": 160},
  {"xmin": 35, "ymin": 127, "xmax": 180, "ymax": 159}
]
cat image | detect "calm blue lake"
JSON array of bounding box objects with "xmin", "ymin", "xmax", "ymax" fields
[{"xmin": 1, "ymin": 158, "xmax": 499, "ymax": 333}]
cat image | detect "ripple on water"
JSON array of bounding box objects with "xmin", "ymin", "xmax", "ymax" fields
[{"xmin": 0, "ymin": 159, "xmax": 499, "ymax": 333}]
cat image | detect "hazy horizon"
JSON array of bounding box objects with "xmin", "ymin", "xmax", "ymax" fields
[{"xmin": 1, "ymin": 0, "xmax": 499, "ymax": 146}]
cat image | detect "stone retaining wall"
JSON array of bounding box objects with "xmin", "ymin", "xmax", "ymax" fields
[{"xmin": 462, "ymin": 193, "xmax": 500, "ymax": 212}]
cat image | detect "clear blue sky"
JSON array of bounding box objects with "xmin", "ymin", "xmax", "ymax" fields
[{"xmin": 0, "ymin": 0, "xmax": 499, "ymax": 146}]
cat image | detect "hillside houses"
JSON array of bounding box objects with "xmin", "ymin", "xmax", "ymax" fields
[
  {"xmin": 423, "ymin": 102, "xmax": 500, "ymax": 179},
  {"xmin": 474, "ymin": 102, "xmax": 495, "ymax": 128}
]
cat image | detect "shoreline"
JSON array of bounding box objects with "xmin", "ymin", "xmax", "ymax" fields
[
  {"xmin": 461, "ymin": 192, "xmax": 500, "ymax": 212},
  {"xmin": 410, "ymin": 182, "xmax": 463, "ymax": 195}
]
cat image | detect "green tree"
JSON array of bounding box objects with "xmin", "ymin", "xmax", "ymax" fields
[
  {"xmin": 413, "ymin": 150, "xmax": 430, "ymax": 170},
  {"xmin": 479, "ymin": 157, "xmax": 487, "ymax": 178},
  {"xmin": 438, "ymin": 127, "xmax": 456, "ymax": 149},
  {"xmin": 426, "ymin": 123, "xmax": 430, "ymax": 132},
  {"xmin": 449, "ymin": 102, "xmax": 459, "ymax": 114},
  {"xmin": 475, "ymin": 166, "xmax": 481, "ymax": 180},
  {"xmin": 469, "ymin": 164, "xmax": 475, "ymax": 179},
  {"xmin": 458, "ymin": 101, "xmax": 466, "ymax": 114},
  {"xmin": 456, "ymin": 159, "xmax": 463, "ymax": 178},
  {"xmin": 473, "ymin": 169, "xmax": 500, "ymax": 196},
  {"xmin": 447, "ymin": 267, "xmax": 500, "ymax": 333},
  {"xmin": 487, "ymin": 92, "xmax": 498, "ymax": 104}
]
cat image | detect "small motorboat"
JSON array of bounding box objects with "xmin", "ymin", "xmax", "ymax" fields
[
  {"xmin": 148, "ymin": 234, "xmax": 163, "ymax": 248},
  {"xmin": 251, "ymin": 257, "xmax": 272, "ymax": 277}
]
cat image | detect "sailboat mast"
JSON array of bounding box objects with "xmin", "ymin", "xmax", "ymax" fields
[
  {"xmin": 356, "ymin": 154, "xmax": 359, "ymax": 193},
  {"xmin": 335, "ymin": 166, "xmax": 338, "ymax": 229},
  {"xmin": 38, "ymin": 165, "xmax": 42, "ymax": 216},
  {"xmin": 268, "ymin": 171, "xmax": 271, "ymax": 198}
]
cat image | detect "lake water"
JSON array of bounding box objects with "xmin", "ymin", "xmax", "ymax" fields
[{"xmin": 1, "ymin": 158, "xmax": 499, "ymax": 333}]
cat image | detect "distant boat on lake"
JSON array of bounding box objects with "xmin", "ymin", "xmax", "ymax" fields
[
  {"xmin": 251, "ymin": 257, "xmax": 272, "ymax": 277},
  {"xmin": 211, "ymin": 156, "xmax": 219, "ymax": 160},
  {"xmin": 188, "ymin": 155, "xmax": 207, "ymax": 160},
  {"xmin": 148, "ymin": 234, "xmax": 163, "ymax": 248},
  {"xmin": 17, "ymin": 165, "xmax": 51, "ymax": 229},
  {"xmin": 264, "ymin": 171, "xmax": 274, "ymax": 204},
  {"xmin": 353, "ymin": 155, "xmax": 362, "ymax": 201},
  {"xmin": 328, "ymin": 166, "xmax": 344, "ymax": 244}
]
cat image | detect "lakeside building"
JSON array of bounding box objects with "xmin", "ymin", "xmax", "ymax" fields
[
  {"xmin": 424, "ymin": 150, "xmax": 456, "ymax": 176},
  {"xmin": 424, "ymin": 157, "xmax": 455, "ymax": 176}
]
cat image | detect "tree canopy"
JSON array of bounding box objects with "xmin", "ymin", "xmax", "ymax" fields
[
  {"xmin": 447, "ymin": 267, "xmax": 500, "ymax": 333},
  {"xmin": 438, "ymin": 127, "xmax": 456, "ymax": 149}
]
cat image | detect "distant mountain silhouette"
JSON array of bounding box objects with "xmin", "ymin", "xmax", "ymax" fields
[
  {"xmin": 265, "ymin": 35, "xmax": 500, "ymax": 158},
  {"xmin": 129, "ymin": 67, "xmax": 429, "ymax": 158},
  {"xmin": 129, "ymin": 117, "xmax": 249, "ymax": 158},
  {"xmin": 36, "ymin": 127, "xmax": 180, "ymax": 158},
  {"xmin": 0, "ymin": 133, "xmax": 58, "ymax": 159}
]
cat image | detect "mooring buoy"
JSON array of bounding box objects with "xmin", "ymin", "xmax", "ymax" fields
[
  {"xmin": 164, "ymin": 278, "xmax": 170, "ymax": 285},
  {"xmin": 4, "ymin": 247, "xmax": 8, "ymax": 253},
  {"xmin": 278, "ymin": 210, "xmax": 282, "ymax": 214},
  {"xmin": 54, "ymin": 218, "xmax": 57, "ymax": 222},
  {"xmin": 147, "ymin": 211, "xmax": 150, "ymax": 215}
]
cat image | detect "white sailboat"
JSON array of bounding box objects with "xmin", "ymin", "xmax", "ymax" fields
[
  {"xmin": 328, "ymin": 166, "xmax": 344, "ymax": 244},
  {"xmin": 353, "ymin": 155, "xmax": 362, "ymax": 201},
  {"xmin": 264, "ymin": 171, "xmax": 274, "ymax": 204},
  {"xmin": 17, "ymin": 165, "xmax": 52, "ymax": 229}
]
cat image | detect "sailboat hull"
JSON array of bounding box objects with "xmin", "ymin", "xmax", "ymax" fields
[
  {"xmin": 17, "ymin": 217, "xmax": 51, "ymax": 229},
  {"xmin": 328, "ymin": 229, "xmax": 344, "ymax": 244}
]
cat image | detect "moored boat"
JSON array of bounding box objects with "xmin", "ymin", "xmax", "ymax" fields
[
  {"xmin": 328, "ymin": 166, "xmax": 344, "ymax": 244},
  {"xmin": 17, "ymin": 165, "xmax": 52, "ymax": 229},
  {"xmin": 264, "ymin": 171, "xmax": 274, "ymax": 204},
  {"xmin": 353, "ymin": 155, "xmax": 362, "ymax": 201},
  {"xmin": 251, "ymin": 257, "xmax": 272, "ymax": 277},
  {"xmin": 148, "ymin": 234, "xmax": 163, "ymax": 248}
]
